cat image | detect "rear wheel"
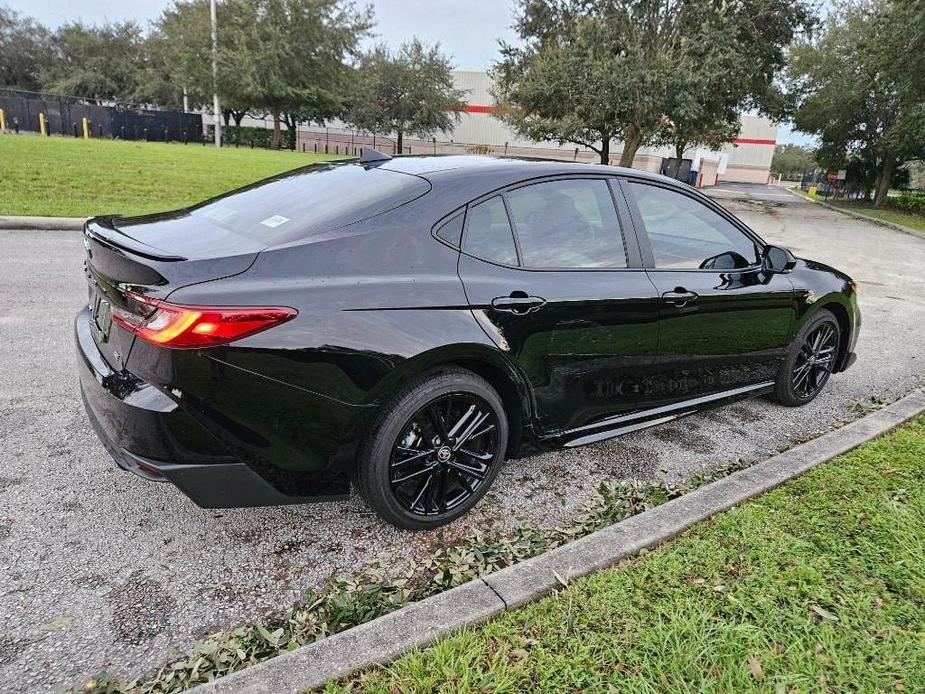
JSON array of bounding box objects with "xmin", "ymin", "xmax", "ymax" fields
[
  {"xmin": 355, "ymin": 368, "xmax": 508, "ymax": 530},
  {"xmin": 772, "ymin": 309, "xmax": 841, "ymax": 406}
]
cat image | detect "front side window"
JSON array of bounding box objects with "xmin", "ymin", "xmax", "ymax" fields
[
  {"xmin": 504, "ymin": 179, "xmax": 627, "ymax": 268},
  {"xmin": 463, "ymin": 196, "xmax": 518, "ymax": 266},
  {"xmin": 628, "ymin": 182, "xmax": 760, "ymax": 270}
]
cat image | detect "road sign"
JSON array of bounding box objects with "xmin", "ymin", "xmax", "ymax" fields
[
  {"xmin": 827, "ymin": 170, "xmax": 838, "ymax": 182},
  {"xmin": 837, "ymin": 169, "xmax": 847, "ymax": 180}
]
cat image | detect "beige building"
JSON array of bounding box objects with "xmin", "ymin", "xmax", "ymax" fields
[{"xmin": 297, "ymin": 70, "xmax": 777, "ymax": 186}]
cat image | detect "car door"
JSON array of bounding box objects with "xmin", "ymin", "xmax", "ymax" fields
[
  {"xmin": 620, "ymin": 179, "xmax": 798, "ymax": 403},
  {"xmin": 455, "ymin": 176, "xmax": 661, "ymax": 435}
]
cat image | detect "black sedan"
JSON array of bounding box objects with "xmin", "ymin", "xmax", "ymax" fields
[{"xmin": 76, "ymin": 152, "xmax": 860, "ymax": 529}]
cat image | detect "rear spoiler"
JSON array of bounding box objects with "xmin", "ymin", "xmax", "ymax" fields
[{"xmin": 85, "ymin": 216, "xmax": 187, "ymax": 262}]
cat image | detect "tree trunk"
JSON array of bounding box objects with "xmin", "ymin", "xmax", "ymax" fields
[
  {"xmin": 619, "ymin": 123, "xmax": 643, "ymax": 167},
  {"xmin": 270, "ymin": 106, "xmax": 282, "ymax": 149},
  {"xmin": 675, "ymin": 137, "xmax": 687, "ymax": 161},
  {"xmin": 222, "ymin": 109, "xmax": 231, "ymax": 127},
  {"xmin": 873, "ymin": 154, "xmax": 896, "ymax": 208},
  {"xmin": 232, "ymin": 110, "xmax": 245, "ymax": 127},
  {"xmin": 599, "ymin": 136, "xmax": 610, "ymax": 165},
  {"xmin": 396, "ymin": 129, "xmax": 403, "ymax": 154}
]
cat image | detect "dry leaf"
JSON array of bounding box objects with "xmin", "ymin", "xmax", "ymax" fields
[
  {"xmin": 748, "ymin": 656, "xmax": 764, "ymax": 680},
  {"xmin": 811, "ymin": 604, "xmax": 839, "ymax": 621}
]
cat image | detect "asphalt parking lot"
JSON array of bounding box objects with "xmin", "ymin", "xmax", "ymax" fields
[{"xmin": 2, "ymin": 188, "xmax": 925, "ymax": 692}]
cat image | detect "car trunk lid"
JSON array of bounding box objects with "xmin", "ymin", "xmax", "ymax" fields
[{"xmin": 83, "ymin": 216, "xmax": 259, "ymax": 371}]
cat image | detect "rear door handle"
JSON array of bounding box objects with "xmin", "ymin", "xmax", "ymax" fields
[
  {"xmin": 662, "ymin": 289, "xmax": 699, "ymax": 307},
  {"xmin": 491, "ymin": 293, "xmax": 547, "ymax": 314}
]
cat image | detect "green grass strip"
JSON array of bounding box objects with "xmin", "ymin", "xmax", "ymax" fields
[
  {"xmin": 336, "ymin": 416, "xmax": 925, "ymax": 693},
  {"xmin": 0, "ymin": 136, "xmax": 337, "ymax": 217}
]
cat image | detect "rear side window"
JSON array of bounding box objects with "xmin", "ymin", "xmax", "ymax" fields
[
  {"xmin": 463, "ymin": 196, "xmax": 518, "ymax": 265},
  {"xmin": 434, "ymin": 213, "xmax": 464, "ymax": 246},
  {"xmin": 505, "ymin": 179, "xmax": 626, "ymax": 268},
  {"xmin": 189, "ymin": 162, "xmax": 430, "ymax": 244}
]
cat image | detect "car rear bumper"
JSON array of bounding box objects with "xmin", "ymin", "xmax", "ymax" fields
[{"xmin": 75, "ymin": 307, "xmax": 349, "ymax": 507}]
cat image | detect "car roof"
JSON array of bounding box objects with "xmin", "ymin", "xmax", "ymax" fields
[{"xmin": 378, "ymin": 154, "xmax": 681, "ymax": 186}]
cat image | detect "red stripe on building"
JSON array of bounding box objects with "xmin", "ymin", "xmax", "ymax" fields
[
  {"xmin": 462, "ymin": 106, "xmax": 777, "ymax": 146},
  {"xmin": 462, "ymin": 104, "xmax": 498, "ymax": 114},
  {"xmin": 732, "ymin": 137, "xmax": 776, "ymax": 145}
]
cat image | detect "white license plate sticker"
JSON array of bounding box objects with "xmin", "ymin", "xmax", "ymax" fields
[{"xmin": 260, "ymin": 215, "xmax": 290, "ymax": 228}]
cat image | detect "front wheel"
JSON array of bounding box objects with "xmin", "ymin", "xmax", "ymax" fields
[
  {"xmin": 355, "ymin": 368, "xmax": 508, "ymax": 530},
  {"xmin": 772, "ymin": 309, "xmax": 841, "ymax": 406}
]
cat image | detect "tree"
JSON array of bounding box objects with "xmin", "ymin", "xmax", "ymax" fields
[
  {"xmin": 789, "ymin": 1, "xmax": 925, "ymax": 206},
  {"xmin": 344, "ymin": 40, "xmax": 467, "ymax": 153},
  {"xmin": 219, "ymin": 0, "xmax": 373, "ymax": 148},
  {"xmin": 493, "ymin": 0, "xmax": 815, "ymax": 166},
  {"xmin": 0, "ymin": 5, "xmax": 53, "ymax": 91},
  {"xmin": 770, "ymin": 144, "xmax": 816, "ymax": 180},
  {"xmin": 41, "ymin": 21, "xmax": 145, "ymax": 101}
]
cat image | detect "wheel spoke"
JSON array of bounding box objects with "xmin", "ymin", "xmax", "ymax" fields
[
  {"xmin": 392, "ymin": 465, "xmax": 434, "ymax": 485},
  {"xmin": 426, "ymin": 404, "xmax": 450, "ymax": 445},
  {"xmin": 447, "ymin": 404, "xmax": 476, "ymax": 440},
  {"xmin": 410, "ymin": 472, "xmax": 435, "ymax": 511},
  {"xmin": 447, "ymin": 459, "xmax": 487, "ymax": 481},
  {"xmin": 453, "ymin": 411, "xmax": 491, "ymax": 450},
  {"xmin": 391, "ymin": 448, "xmax": 435, "ymax": 467}
]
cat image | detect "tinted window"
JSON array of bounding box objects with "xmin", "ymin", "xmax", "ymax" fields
[
  {"xmin": 464, "ymin": 196, "xmax": 518, "ymax": 265},
  {"xmin": 188, "ymin": 162, "xmax": 430, "ymax": 244},
  {"xmin": 505, "ymin": 179, "xmax": 627, "ymax": 268},
  {"xmin": 435, "ymin": 213, "xmax": 464, "ymax": 246},
  {"xmin": 629, "ymin": 183, "xmax": 759, "ymax": 270}
]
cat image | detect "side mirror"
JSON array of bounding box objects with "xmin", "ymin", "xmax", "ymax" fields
[{"xmin": 763, "ymin": 245, "xmax": 796, "ymax": 273}]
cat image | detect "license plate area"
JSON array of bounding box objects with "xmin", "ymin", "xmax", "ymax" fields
[{"xmin": 90, "ymin": 286, "xmax": 113, "ymax": 342}]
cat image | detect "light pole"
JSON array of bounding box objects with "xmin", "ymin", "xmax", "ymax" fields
[{"xmin": 210, "ymin": 0, "xmax": 221, "ymax": 147}]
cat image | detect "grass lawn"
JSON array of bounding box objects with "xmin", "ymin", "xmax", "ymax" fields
[
  {"xmin": 0, "ymin": 135, "xmax": 338, "ymax": 217},
  {"xmin": 829, "ymin": 200, "xmax": 925, "ymax": 233},
  {"xmin": 334, "ymin": 416, "xmax": 925, "ymax": 693}
]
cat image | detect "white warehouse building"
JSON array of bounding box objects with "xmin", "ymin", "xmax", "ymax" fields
[{"xmin": 297, "ymin": 70, "xmax": 777, "ymax": 186}]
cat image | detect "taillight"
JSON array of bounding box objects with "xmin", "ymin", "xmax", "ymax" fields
[{"xmin": 112, "ymin": 292, "xmax": 296, "ymax": 348}]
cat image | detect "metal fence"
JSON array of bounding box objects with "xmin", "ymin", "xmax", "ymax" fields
[{"xmin": 0, "ymin": 88, "xmax": 203, "ymax": 142}]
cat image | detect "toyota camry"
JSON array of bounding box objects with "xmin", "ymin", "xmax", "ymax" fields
[{"xmin": 76, "ymin": 151, "xmax": 860, "ymax": 529}]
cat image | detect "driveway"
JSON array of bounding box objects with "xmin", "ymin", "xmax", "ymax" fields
[{"xmin": 2, "ymin": 195, "xmax": 924, "ymax": 692}]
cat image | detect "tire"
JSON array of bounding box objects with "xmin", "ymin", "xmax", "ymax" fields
[
  {"xmin": 355, "ymin": 367, "xmax": 509, "ymax": 530},
  {"xmin": 771, "ymin": 309, "xmax": 841, "ymax": 407}
]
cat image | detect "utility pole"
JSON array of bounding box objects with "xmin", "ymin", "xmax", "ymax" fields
[
  {"xmin": 182, "ymin": 87, "xmax": 189, "ymax": 113},
  {"xmin": 210, "ymin": 0, "xmax": 221, "ymax": 147}
]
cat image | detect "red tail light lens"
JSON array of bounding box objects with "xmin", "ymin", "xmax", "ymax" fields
[{"xmin": 112, "ymin": 293, "xmax": 297, "ymax": 348}]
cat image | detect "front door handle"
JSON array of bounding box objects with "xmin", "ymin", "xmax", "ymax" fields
[
  {"xmin": 491, "ymin": 293, "xmax": 547, "ymax": 315},
  {"xmin": 662, "ymin": 289, "xmax": 699, "ymax": 307}
]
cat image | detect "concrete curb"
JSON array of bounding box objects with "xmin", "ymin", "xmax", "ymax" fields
[
  {"xmin": 190, "ymin": 388, "xmax": 925, "ymax": 694},
  {"xmin": 0, "ymin": 215, "xmax": 87, "ymax": 230},
  {"xmin": 784, "ymin": 189, "xmax": 925, "ymax": 240}
]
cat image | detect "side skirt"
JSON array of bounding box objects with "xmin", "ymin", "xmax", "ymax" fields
[{"xmin": 556, "ymin": 381, "xmax": 776, "ymax": 449}]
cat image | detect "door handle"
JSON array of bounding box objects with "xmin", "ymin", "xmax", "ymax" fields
[
  {"xmin": 662, "ymin": 289, "xmax": 699, "ymax": 307},
  {"xmin": 491, "ymin": 293, "xmax": 547, "ymax": 315}
]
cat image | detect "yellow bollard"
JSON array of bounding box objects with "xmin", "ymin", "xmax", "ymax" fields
[
  {"xmin": 807, "ymin": 185, "xmax": 817, "ymax": 199},
  {"xmin": 82, "ymin": 117, "xmax": 90, "ymax": 140},
  {"xmin": 39, "ymin": 112, "xmax": 47, "ymax": 136},
  {"xmin": 0, "ymin": 108, "xmax": 5, "ymax": 131}
]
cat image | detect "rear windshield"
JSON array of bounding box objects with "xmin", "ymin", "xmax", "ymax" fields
[{"xmin": 188, "ymin": 161, "xmax": 429, "ymax": 243}]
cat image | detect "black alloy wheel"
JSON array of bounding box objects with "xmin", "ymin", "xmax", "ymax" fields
[
  {"xmin": 772, "ymin": 309, "xmax": 841, "ymax": 406},
  {"xmin": 356, "ymin": 368, "xmax": 508, "ymax": 529},
  {"xmin": 389, "ymin": 393, "xmax": 499, "ymax": 516},
  {"xmin": 792, "ymin": 323, "xmax": 839, "ymax": 399}
]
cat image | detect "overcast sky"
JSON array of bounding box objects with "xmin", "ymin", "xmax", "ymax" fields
[
  {"xmin": 16, "ymin": 0, "xmax": 811, "ymax": 145},
  {"xmin": 18, "ymin": 0, "xmax": 519, "ymax": 70}
]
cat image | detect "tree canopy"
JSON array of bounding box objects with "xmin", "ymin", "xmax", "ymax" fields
[
  {"xmin": 788, "ymin": 0, "xmax": 925, "ymax": 205},
  {"xmin": 0, "ymin": 5, "xmax": 53, "ymax": 92},
  {"xmin": 493, "ymin": 0, "xmax": 815, "ymax": 165},
  {"xmin": 344, "ymin": 39, "xmax": 467, "ymax": 152}
]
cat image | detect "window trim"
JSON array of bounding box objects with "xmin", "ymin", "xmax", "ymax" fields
[
  {"xmin": 619, "ymin": 177, "xmax": 768, "ymax": 273},
  {"xmin": 458, "ymin": 174, "xmax": 642, "ymax": 272}
]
